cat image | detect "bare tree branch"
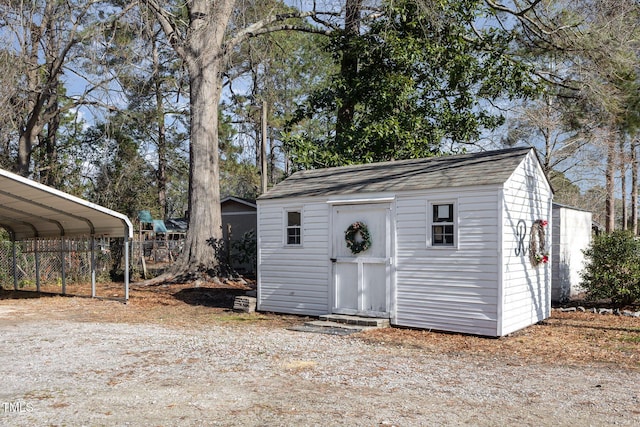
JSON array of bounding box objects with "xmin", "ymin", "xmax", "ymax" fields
[
  {"xmin": 144, "ymin": 0, "xmax": 187, "ymax": 60},
  {"xmin": 224, "ymin": 10, "xmax": 338, "ymax": 57}
]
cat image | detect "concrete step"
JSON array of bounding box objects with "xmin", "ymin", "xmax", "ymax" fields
[
  {"xmin": 304, "ymin": 320, "xmax": 372, "ymax": 331},
  {"xmin": 288, "ymin": 315, "xmax": 389, "ymax": 336},
  {"xmin": 288, "ymin": 321, "xmax": 365, "ymax": 335},
  {"xmin": 318, "ymin": 314, "xmax": 390, "ymax": 328}
]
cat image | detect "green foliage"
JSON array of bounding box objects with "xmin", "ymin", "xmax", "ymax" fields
[
  {"xmin": 286, "ymin": 0, "xmax": 540, "ymax": 169},
  {"xmin": 84, "ymin": 114, "xmax": 159, "ymax": 220},
  {"xmin": 549, "ymin": 170, "xmax": 582, "ymax": 206},
  {"xmin": 18, "ymin": 279, "xmax": 34, "ymax": 289},
  {"xmin": 220, "ymin": 161, "xmax": 260, "ymax": 201},
  {"xmin": 580, "ymin": 231, "xmax": 640, "ymax": 307},
  {"xmin": 32, "ymin": 105, "xmax": 92, "ymax": 195},
  {"xmin": 205, "ymin": 237, "xmax": 237, "ymax": 278},
  {"xmin": 219, "ymin": 111, "xmax": 260, "ymax": 200},
  {"xmin": 231, "ymin": 230, "xmax": 257, "ymax": 274},
  {"xmin": 224, "ymin": 4, "xmax": 335, "ymax": 184}
]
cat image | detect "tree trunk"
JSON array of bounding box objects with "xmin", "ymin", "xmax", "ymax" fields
[
  {"xmin": 335, "ymin": 0, "xmax": 362, "ymax": 143},
  {"xmin": 170, "ymin": 1, "xmax": 234, "ymax": 276},
  {"xmin": 44, "ymin": 104, "xmax": 60, "ymax": 187},
  {"xmin": 42, "ymin": 9, "xmax": 60, "ymax": 187},
  {"xmin": 606, "ymin": 131, "xmax": 616, "ymax": 233},
  {"xmin": 620, "ymin": 136, "xmax": 628, "ymax": 230},
  {"xmin": 17, "ymin": 22, "xmax": 43, "ymax": 177},
  {"xmin": 173, "ymin": 61, "xmax": 223, "ymax": 274},
  {"xmin": 261, "ymin": 102, "xmax": 268, "ymax": 194},
  {"xmin": 156, "ymin": 94, "xmax": 168, "ymax": 219},
  {"xmin": 17, "ymin": 132, "xmax": 36, "ymax": 176},
  {"xmin": 153, "ymin": 39, "xmax": 168, "ymax": 219},
  {"xmin": 632, "ymin": 139, "xmax": 638, "ymax": 235}
]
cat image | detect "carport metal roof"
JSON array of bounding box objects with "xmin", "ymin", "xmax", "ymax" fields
[
  {"xmin": 0, "ymin": 167, "xmax": 132, "ymax": 301},
  {"xmin": 0, "ymin": 168, "xmax": 133, "ymax": 240}
]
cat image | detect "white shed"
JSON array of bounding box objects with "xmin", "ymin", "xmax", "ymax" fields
[
  {"xmin": 257, "ymin": 147, "xmax": 553, "ymax": 337},
  {"xmin": 551, "ymin": 203, "xmax": 592, "ymax": 302}
]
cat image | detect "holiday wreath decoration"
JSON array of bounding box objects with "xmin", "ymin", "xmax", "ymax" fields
[
  {"xmin": 345, "ymin": 221, "xmax": 372, "ymax": 254},
  {"xmin": 529, "ymin": 219, "xmax": 549, "ymax": 267}
]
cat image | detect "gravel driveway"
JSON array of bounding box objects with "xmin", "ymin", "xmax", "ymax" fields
[{"xmin": 1, "ymin": 306, "xmax": 639, "ymax": 426}]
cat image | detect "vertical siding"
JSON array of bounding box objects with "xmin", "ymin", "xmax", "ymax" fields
[
  {"xmin": 257, "ymin": 199, "xmax": 330, "ymax": 315},
  {"xmin": 500, "ymin": 152, "xmax": 553, "ymax": 336},
  {"xmin": 550, "ymin": 207, "xmax": 561, "ymax": 301},
  {"xmin": 394, "ymin": 188, "xmax": 501, "ymax": 336},
  {"xmin": 256, "ymin": 152, "xmax": 552, "ymax": 337},
  {"xmin": 551, "ymin": 206, "xmax": 591, "ymax": 301}
]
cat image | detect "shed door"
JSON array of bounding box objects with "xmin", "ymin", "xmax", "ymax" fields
[{"xmin": 331, "ymin": 203, "xmax": 391, "ymax": 317}]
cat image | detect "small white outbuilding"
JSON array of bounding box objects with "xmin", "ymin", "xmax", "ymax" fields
[
  {"xmin": 257, "ymin": 147, "xmax": 553, "ymax": 337},
  {"xmin": 551, "ymin": 203, "xmax": 592, "ymax": 302}
]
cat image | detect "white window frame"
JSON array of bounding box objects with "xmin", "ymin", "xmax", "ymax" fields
[
  {"xmin": 427, "ymin": 200, "xmax": 457, "ymax": 248},
  {"xmin": 284, "ymin": 208, "xmax": 303, "ymax": 246}
]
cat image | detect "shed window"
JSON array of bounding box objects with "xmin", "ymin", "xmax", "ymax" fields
[
  {"xmin": 431, "ymin": 203, "xmax": 455, "ymax": 246},
  {"xmin": 286, "ymin": 210, "xmax": 302, "ymax": 245}
]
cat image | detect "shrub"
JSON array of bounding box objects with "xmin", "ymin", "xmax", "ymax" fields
[
  {"xmin": 580, "ymin": 231, "xmax": 640, "ymax": 307},
  {"xmin": 231, "ymin": 230, "xmax": 257, "ymax": 273}
]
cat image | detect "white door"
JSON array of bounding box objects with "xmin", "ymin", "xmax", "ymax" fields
[{"xmin": 331, "ymin": 203, "xmax": 391, "ymax": 317}]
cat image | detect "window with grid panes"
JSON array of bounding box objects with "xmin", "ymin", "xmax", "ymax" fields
[
  {"xmin": 286, "ymin": 211, "xmax": 301, "ymax": 245},
  {"xmin": 432, "ymin": 203, "xmax": 454, "ymax": 246}
]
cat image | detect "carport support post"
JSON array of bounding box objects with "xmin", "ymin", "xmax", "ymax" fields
[
  {"xmin": 124, "ymin": 238, "xmax": 130, "ymax": 301},
  {"xmin": 60, "ymin": 237, "xmax": 66, "ymax": 295},
  {"xmin": 12, "ymin": 240, "xmax": 17, "ymax": 290},
  {"xmin": 35, "ymin": 239, "xmax": 40, "ymax": 292},
  {"xmin": 91, "ymin": 236, "xmax": 96, "ymax": 298}
]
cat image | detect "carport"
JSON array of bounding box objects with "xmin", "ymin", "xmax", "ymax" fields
[{"xmin": 0, "ymin": 167, "xmax": 133, "ymax": 300}]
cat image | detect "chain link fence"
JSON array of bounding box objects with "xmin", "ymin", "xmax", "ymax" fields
[
  {"xmin": 0, "ymin": 232, "xmax": 257, "ymax": 295},
  {"xmin": 0, "ymin": 237, "xmax": 118, "ymax": 293},
  {"xmin": 0, "ymin": 237, "xmax": 187, "ymax": 291}
]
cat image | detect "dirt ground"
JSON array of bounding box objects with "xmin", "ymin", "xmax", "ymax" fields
[
  {"xmin": 0, "ymin": 282, "xmax": 639, "ymax": 426},
  {"xmin": 7, "ymin": 280, "xmax": 639, "ymax": 370}
]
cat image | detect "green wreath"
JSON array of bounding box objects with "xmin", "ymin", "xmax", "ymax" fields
[{"xmin": 345, "ymin": 221, "xmax": 372, "ymax": 254}]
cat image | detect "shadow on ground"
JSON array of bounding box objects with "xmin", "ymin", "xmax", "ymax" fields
[
  {"xmin": 0, "ymin": 289, "xmax": 64, "ymax": 300},
  {"xmin": 172, "ymin": 287, "xmax": 248, "ymax": 309}
]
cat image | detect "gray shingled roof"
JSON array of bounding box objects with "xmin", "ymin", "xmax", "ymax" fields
[{"xmin": 259, "ymin": 147, "xmax": 534, "ymax": 200}]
